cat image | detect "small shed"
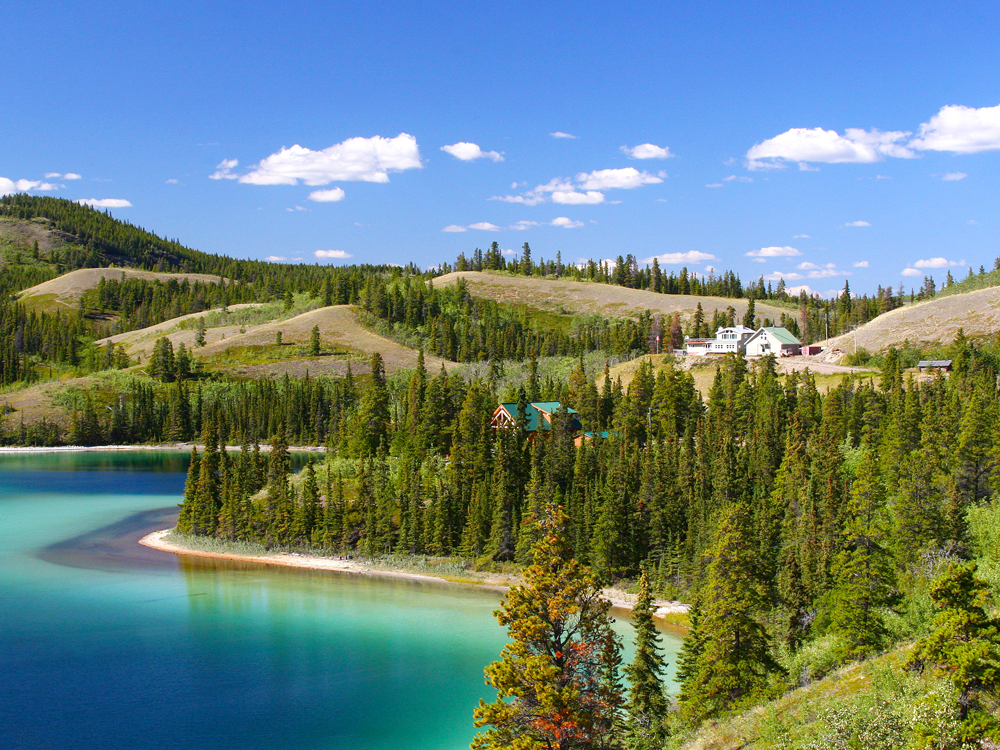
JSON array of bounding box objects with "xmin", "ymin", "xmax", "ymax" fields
[
  {"xmin": 802, "ymin": 345, "xmax": 823, "ymax": 356},
  {"xmin": 917, "ymin": 360, "xmax": 952, "ymax": 373}
]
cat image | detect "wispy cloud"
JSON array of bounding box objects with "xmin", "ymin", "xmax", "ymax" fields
[
  {"xmin": 550, "ymin": 131, "xmax": 577, "ymax": 139},
  {"xmin": 723, "ymin": 175, "xmax": 753, "ymax": 183},
  {"xmin": 853, "ymin": 260, "xmax": 870, "ymax": 268},
  {"xmin": 642, "ymin": 250, "xmax": 717, "ymax": 264},
  {"xmin": 315, "ymin": 249, "xmax": 353, "ymax": 259},
  {"xmin": 469, "ymin": 222, "xmax": 501, "ymax": 231},
  {"xmin": 76, "ymin": 198, "xmax": 132, "ymax": 208},
  {"xmin": 165, "ymin": 178, "xmax": 179, "ymax": 184},
  {"xmin": 442, "ymin": 224, "xmax": 467, "ymax": 233},
  {"xmin": 746, "ymin": 246, "xmax": 802, "ymax": 258},
  {"xmin": 209, "ymin": 159, "xmax": 239, "ymax": 180},
  {"xmin": 441, "ymin": 142, "xmax": 503, "ymax": 162},
  {"xmin": 843, "ymin": 220, "xmax": 871, "ymax": 227},
  {"xmin": 793, "ymin": 234, "xmax": 811, "ymax": 239},
  {"xmin": 551, "ymin": 217, "xmax": 584, "ymax": 229},
  {"xmin": 493, "ymin": 167, "xmax": 662, "ymax": 205},
  {"xmin": 265, "ymin": 255, "xmax": 287, "ymax": 262},
  {"xmin": 913, "ymin": 257, "xmax": 965, "ymax": 268},
  {"xmin": 942, "ymin": 172, "xmax": 967, "ymax": 181}
]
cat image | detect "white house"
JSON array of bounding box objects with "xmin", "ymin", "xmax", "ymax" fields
[
  {"xmin": 744, "ymin": 327, "xmax": 802, "ymax": 357},
  {"xmin": 709, "ymin": 326, "xmax": 756, "ymax": 354},
  {"xmin": 684, "ymin": 326, "xmax": 756, "ymax": 356}
]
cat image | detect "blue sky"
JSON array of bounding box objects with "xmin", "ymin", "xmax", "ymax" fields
[{"xmin": 3, "ymin": 0, "xmax": 998, "ymax": 296}]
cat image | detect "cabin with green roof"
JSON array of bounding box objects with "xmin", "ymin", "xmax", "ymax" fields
[
  {"xmin": 744, "ymin": 326, "xmax": 802, "ymax": 357},
  {"xmin": 491, "ymin": 401, "xmax": 583, "ymax": 437}
]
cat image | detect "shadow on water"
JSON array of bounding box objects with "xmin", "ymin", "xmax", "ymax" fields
[{"xmin": 37, "ymin": 507, "xmax": 180, "ymax": 573}]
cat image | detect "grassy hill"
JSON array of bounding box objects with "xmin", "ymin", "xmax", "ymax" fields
[
  {"xmin": 815, "ymin": 285, "xmax": 1000, "ymax": 362},
  {"xmin": 97, "ymin": 302, "xmax": 453, "ymax": 378},
  {"xmin": 16, "ymin": 267, "xmax": 228, "ymax": 313},
  {"xmin": 434, "ymin": 271, "xmax": 793, "ymax": 325}
]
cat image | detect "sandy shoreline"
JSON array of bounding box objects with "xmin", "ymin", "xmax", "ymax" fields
[
  {"xmin": 0, "ymin": 443, "xmax": 326, "ymax": 454},
  {"xmin": 139, "ymin": 529, "xmax": 690, "ymax": 621}
]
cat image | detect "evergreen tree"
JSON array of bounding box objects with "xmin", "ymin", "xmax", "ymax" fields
[
  {"xmin": 472, "ymin": 505, "xmax": 622, "ymax": 750},
  {"xmin": 623, "ymin": 569, "xmax": 669, "ymax": 749},
  {"xmin": 678, "ymin": 504, "xmax": 780, "ymax": 725},
  {"xmin": 908, "ymin": 562, "xmax": 1000, "ymax": 742}
]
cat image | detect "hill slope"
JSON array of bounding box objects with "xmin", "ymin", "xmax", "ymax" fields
[
  {"xmin": 17, "ymin": 267, "xmax": 227, "ymax": 311},
  {"xmin": 434, "ymin": 271, "xmax": 791, "ymax": 324},
  {"xmin": 99, "ymin": 304, "xmax": 452, "ymax": 377},
  {"xmin": 815, "ymin": 285, "xmax": 1000, "ymax": 360}
]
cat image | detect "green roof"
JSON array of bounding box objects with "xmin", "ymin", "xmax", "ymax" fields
[
  {"xmin": 498, "ymin": 402, "xmax": 580, "ymax": 432},
  {"xmin": 764, "ymin": 327, "xmax": 802, "ymax": 346}
]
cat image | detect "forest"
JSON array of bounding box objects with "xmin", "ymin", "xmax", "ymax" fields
[{"xmin": 166, "ymin": 335, "xmax": 1000, "ymax": 746}]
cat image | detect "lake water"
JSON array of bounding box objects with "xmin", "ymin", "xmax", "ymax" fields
[{"xmin": 0, "ymin": 451, "xmax": 682, "ymax": 750}]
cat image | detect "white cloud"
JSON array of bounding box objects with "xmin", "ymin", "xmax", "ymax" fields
[
  {"xmin": 42, "ymin": 172, "xmax": 81, "ymax": 180},
  {"xmin": 968, "ymin": 219, "xmax": 979, "ymax": 225},
  {"xmin": 209, "ymin": 159, "xmax": 239, "ymax": 180},
  {"xmin": 501, "ymin": 248, "xmax": 517, "ymax": 256},
  {"xmin": 787, "ymin": 285, "xmax": 841, "ymax": 298},
  {"xmin": 843, "ymin": 220, "xmax": 871, "ymax": 227},
  {"xmin": 942, "ymin": 172, "xmax": 967, "ymax": 181},
  {"xmin": 751, "ymin": 258, "xmax": 767, "ymax": 263},
  {"xmin": 793, "ymin": 234, "xmax": 811, "ymax": 239},
  {"xmin": 621, "ymin": 143, "xmax": 673, "ymax": 159},
  {"xmin": 550, "ymin": 131, "xmax": 577, "ymax": 139},
  {"xmin": 45, "ymin": 172, "xmax": 60, "ymax": 178},
  {"xmin": 308, "ymin": 187, "xmax": 346, "ymax": 202},
  {"xmin": 76, "ymin": 198, "xmax": 132, "ymax": 208},
  {"xmin": 441, "ymin": 142, "xmax": 503, "ymax": 162},
  {"xmin": 798, "ymin": 162, "xmax": 821, "ymax": 172},
  {"xmin": 64, "ymin": 173, "xmax": 81, "ymax": 180},
  {"xmin": 910, "ymin": 104, "xmax": 1000, "ymax": 153},
  {"xmin": 551, "ymin": 217, "xmax": 584, "ymax": 229},
  {"xmin": 442, "ymin": 224, "xmax": 467, "ymax": 233},
  {"xmin": 165, "ymin": 178, "xmax": 179, "ymax": 184},
  {"xmin": 469, "ymin": 222, "xmax": 501, "ymax": 231},
  {"xmin": 805, "ymin": 268, "xmax": 842, "ymax": 279},
  {"xmin": 286, "ymin": 206, "xmax": 307, "ymax": 212},
  {"xmin": 494, "ymin": 168, "xmax": 660, "ymax": 205},
  {"xmin": 265, "ymin": 255, "xmax": 287, "ymax": 262},
  {"xmin": 705, "ymin": 183, "xmax": 724, "ymax": 188},
  {"xmin": 764, "ymin": 270, "xmax": 804, "ymax": 280},
  {"xmin": 552, "ymin": 190, "xmax": 605, "ymax": 205},
  {"xmin": 642, "ymin": 250, "xmax": 718, "ymax": 264},
  {"xmin": 510, "ymin": 220, "xmax": 539, "ymax": 231},
  {"xmin": 315, "ymin": 249, "xmax": 353, "ymax": 259},
  {"xmin": 901, "ymin": 268, "xmax": 922, "ymax": 277},
  {"xmin": 0, "ymin": 178, "xmax": 62, "ymax": 195},
  {"xmin": 746, "ymin": 246, "xmax": 801, "ymax": 258},
  {"xmin": 724, "ymin": 175, "xmax": 753, "ymax": 183},
  {"xmin": 577, "ymin": 167, "xmax": 663, "ymax": 190},
  {"xmin": 797, "ymin": 262, "xmax": 820, "ymax": 270},
  {"xmin": 746, "ymin": 127, "xmax": 915, "ymax": 169},
  {"xmin": 853, "ymin": 260, "xmax": 870, "ymax": 268},
  {"xmin": 238, "ymin": 133, "xmax": 421, "ymax": 186},
  {"xmin": 876, "ymin": 174, "xmax": 892, "ymax": 179},
  {"xmin": 913, "ymin": 257, "xmax": 965, "ymax": 268}
]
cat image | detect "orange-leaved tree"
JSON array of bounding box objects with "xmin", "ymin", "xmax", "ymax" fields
[{"xmin": 472, "ymin": 504, "xmax": 623, "ymax": 750}]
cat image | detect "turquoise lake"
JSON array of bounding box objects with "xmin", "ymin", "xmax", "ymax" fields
[{"xmin": 0, "ymin": 450, "xmax": 682, "ymax": 749}]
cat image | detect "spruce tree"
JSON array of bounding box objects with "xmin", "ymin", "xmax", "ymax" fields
[
  {"xmin": 908, "ymin": 562, "xmax": 1000, "ymax": 741},
  {"xmin": 624, "ymin": 569, "xmax": 669, "ymax": 748},
  {"xmin": 678, "ymin": 503, "xmax": 780, "ymax": 725}
]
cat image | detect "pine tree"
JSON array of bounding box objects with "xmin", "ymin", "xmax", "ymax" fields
[
  {"xmin": 624, "ymin": 569, "xmax": 669, "ymax": 749},
  {"xmin": 472, "ymin": 505, "xmax": 622, "ymax": 750},
  {"xmin": 309, "ymin": 325, "xmax": 321, "ymax": 356}
]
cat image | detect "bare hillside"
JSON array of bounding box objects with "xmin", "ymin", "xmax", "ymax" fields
[
  {"xmin": 101, "ymin": 304, "xmax": 452, "ymax": 377},
  {"xmin": 17, "ymin": 267, "xmax": 226, "ymax": 309},
  {"xmin": 814, "ymin": 285, "xmax": 1000, "ymax": 361},
  {"xmin": 434, "ymin": 271, "xmax": 791, "ymax": 323}
]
